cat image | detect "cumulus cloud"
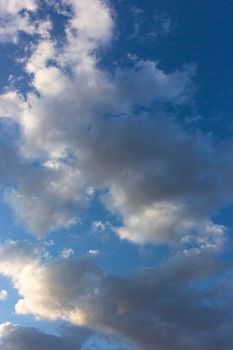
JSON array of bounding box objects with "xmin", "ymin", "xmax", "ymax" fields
[
  {"xmin": 0, "ymin": 241, "xmax": 103, "ymax": 325},
  {"xmin": 0, "ymin": 2, "xmax": 232, "ymax": 350},
  {"xmin": 82, "ymin": 115, "xmax": 232, "ymax": 243},
  {"xmin": 0, "ymin": 0, "xmax": 231, "ymax": 246},
  {"xmin": 0, "ymin": 240, "xmax": 232, "ymax": 350}
]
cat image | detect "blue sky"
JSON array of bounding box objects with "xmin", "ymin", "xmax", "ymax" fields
[{"xmin": 0, "ymin": 1, "xmax": 232, "ymax": 349}]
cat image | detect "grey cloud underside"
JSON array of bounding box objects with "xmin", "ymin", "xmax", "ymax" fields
[
  {"xmin": 0, "ymin": 241, "xmax": 233, "ymax": 350},
  {"xmin": 0, "ymin": 326, "xmax": 72, "ymax": 350},
  {"xmin": 0, "ymin": 323, "xmax": 132, "ymax": 350},
  {"xmin": 3, "ymin": 108, "xmax": 233, "ymax": 242},
  {"xmin": 0, "ymin": 323, "xmax": 92, "ymax": 350}
]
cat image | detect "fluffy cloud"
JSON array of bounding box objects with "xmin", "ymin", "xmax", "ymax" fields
[
  {"xmin": 0, "ymin": 0, "xmax": 37, "ymax": 42},
  {"xmin": 1, "ymin": 2, "xmax": 233, "ymax": 350},
  {"xmin": 79, "ymin": 115, "xmax": 232, "ymax": 243},
  {"xmin": 0, "ymin": 241, "xmax": 103, "ymax": 324},
  {"xmin": 5, "ymin": 160, "xmax": 91, "ymax": 237},
  {"xmin": 0, "ymin": 0, "xmax": 232, "ymax": 245},
  {"xmin": 63, "ymin": 0, "xmax": 114, "ymax": 44},
  {"xmin": 0, "ymin": 240, "xmax": 232, "ymax": 350},
  {"xmin": 0, "ymin": 0, "xmax": 37, "ymax": 14}
]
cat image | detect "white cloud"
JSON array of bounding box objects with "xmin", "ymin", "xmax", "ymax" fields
[
  {"xmin": 4, "ymin": 160, "xmax": 90, "ymax": 237},
  {"xmin": 0, "ymin": 0, "xmax": 37, "ymax": 14},
  {"xmin": 61, "ymin": 248, "xmax": 74, "ymax": 259},
  {"xmin": 92, "ymin": 221, "xmax": 107, "ymax": 232},
  {"xmin": 0, "ymin": 241, "xmax": 103, "ymax": 325},
  {"xmin": 0, "ymin": 290, "xmax": 8, "ymax": 301},
  {"xmin": 0, "ymin": 0, "xmax": 37, "ymax": 43},
  {"xmin": 87, "ymin": 249, "xmax": 99, "ymax": 257},
  {"xmin": 0, "ymin": 2, "xmax": 232, "ymax": 349},
  {"xmin": 0, "ymin": 53, "xmax": 198, "ymax": 242},
  {"xmin": 64, "ymin": 0, "xmax": 114, "ymax": 44},
  {"xmin": 0, "ymin": 0, "xmax": 231, "ymax": 246},
  {"xmin": 33, "ymin": 67, "xmax": 69, "ymax": 97},
  {"xmin": 0, "ymin": 92, "xmax": 25, "ymax": 119}
]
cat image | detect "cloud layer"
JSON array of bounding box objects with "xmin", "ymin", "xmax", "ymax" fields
[{"xmin": 0, "ymin": 240, "xmax": 232, "ymax": 349}]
